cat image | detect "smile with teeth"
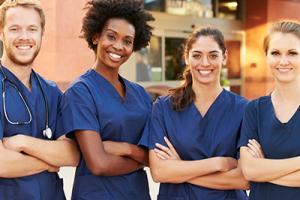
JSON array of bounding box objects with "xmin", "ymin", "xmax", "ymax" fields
[
  {"xmin": 109, "ymin": 52, "xmax": 122, "ymax": 59},
  {"xmin": 198, "ymin": 69, "xmax": 213, "ymax": 75},
  {"xmin": 276, "ymin": 68, "xmax": 293, "ymax": 72},
  {"xmin": 16, "ymin": 45, "xmax": 32, "ymax": 50}
]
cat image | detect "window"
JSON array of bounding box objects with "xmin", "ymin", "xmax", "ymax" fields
[
  {"xmin": 136, "ymin": 36, "xmax": 162, "ymax": 82},
  {"xmin": 144, "ymin": 0, "xmax": 243, "ymax": 20}
]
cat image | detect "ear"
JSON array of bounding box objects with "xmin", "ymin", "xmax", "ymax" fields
[
  {"xmin": 222, "ymin": 50, "xmax": 228, "ymax": 66},
  {"xmin": 92, "ymin": 34, "xmax": 99, "ymax": 45}
]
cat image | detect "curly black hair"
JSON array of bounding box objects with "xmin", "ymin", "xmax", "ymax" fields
[{"xmin": 82, "ymin": 0, "xmax": 154, "ymax": 52}]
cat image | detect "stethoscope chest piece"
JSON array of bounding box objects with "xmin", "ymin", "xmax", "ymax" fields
[{"xmin": 43, "ymin": 126, "xmax": 52, "ymax": 139}]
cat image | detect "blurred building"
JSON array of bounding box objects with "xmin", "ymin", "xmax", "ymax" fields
[{"xmin": 5, "ymin": 0, "xmax": 300, "ymax": 99}]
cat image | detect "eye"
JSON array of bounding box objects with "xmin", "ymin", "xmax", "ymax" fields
[
  {"xmin": 270, "ymin": 51, "xmax": 280, "ymax": 56},
  {"xmin": 28, "ymin": 26, "xmax": 38, "ymax": 32},
  {"xmin": 106, "ymin": 33, "xmax": 116, "ymax": 41},
  {"xmin": 288, "ymin": 51, "xmax": 298, "ymax": 56},
  {"xmin": 9, "ymin": 27, "xmax": 19, "ymax": 32},
  {"xmin": 123, "ymin": 39, "xmax": 133, "ymax": 46},
  {"xmin": 209, "ymin": 54, "xmax": 218, "ymax": 59},
  {"xmin": 192, "ymin": 54, "xmax": 201, "ymax": 59}
]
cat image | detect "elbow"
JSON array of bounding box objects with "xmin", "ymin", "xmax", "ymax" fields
[
  {"xmin": 86, "ymin": 157, "xmax": 111, "ymax": 176},
  {"xmin": 150, "ymin": 163, "xmax": 167, "ymax": 183},
  {"xmin": 150, "ymin": 167, "xmax": 164, "ymax": 183},
  {"xmin": 150, "ymin": 164, "xmax": 181, "ymax": 184},
  {"xmin": 69, "ymin": 152, "xmax": 80, "ymax": 167},
  {"xmin": 88, "ymin": 162, "xmax": 109, "ymax": 176}
]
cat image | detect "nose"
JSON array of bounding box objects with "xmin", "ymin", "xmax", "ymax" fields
[
  {"xmin": 279, "ymin": 56, "xmax": 289, "ymax": 66},
  {"xmin": 201, "ymin": 56, "xmax": 210, "ymax": 67},
  {"xmin": 112, "ymin": 40, "xmax": 123, "ymax": 51},
  {"xmin": 18, "ymin": 29, "xmax": 30, "ymax": 40}
]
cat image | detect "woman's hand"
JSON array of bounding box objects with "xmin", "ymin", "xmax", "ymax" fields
[
  {"xmin": 247, "ymin": 139, "xmax": 264, "ymax": 158},
  {"xmin": 154, "ymin": 137, "xmax": 181, "ymax": 160}
]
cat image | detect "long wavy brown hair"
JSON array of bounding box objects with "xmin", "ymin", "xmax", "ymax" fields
[{"xmin": 169, "ymin": 26, "xmax": 227, "ymax": 111}]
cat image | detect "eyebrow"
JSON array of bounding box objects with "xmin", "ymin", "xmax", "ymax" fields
[
  {"xmin": 191, "ymin": 50, "xmax": 220, "ymax": 54},
  {"xmin": 105, "ymin": 28, "xmax": 134, "ymax": 38},
  {"xmin": 270, "ymin": 48, "xmax": 298, "ymax": 51}
]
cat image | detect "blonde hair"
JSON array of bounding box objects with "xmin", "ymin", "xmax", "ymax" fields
[
  {"xmin": 263, "ymin": 21, "xmax": 300, "ymax": 54},
  {"xmin": 0, "ymin": 0, "xmax": 45, "ymax": 30}
]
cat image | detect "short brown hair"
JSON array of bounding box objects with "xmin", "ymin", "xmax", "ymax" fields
[
  {"xmin": 263, "ymin": 21, "xmax": 300, "ymax": 54},
  {"xmin": 0, "ymin": 0, "xmax": 45, "ymax": 30}
]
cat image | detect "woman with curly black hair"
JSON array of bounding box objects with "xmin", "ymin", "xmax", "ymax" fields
[{"xmin": 57, "ymin": 0, "xmax": 154, "ymax": 199}]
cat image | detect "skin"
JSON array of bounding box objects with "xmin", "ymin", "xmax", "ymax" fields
[
  {"xmin": 240, "ymin": 32, "xmax": 300, "ymax": 186},
  {"xmin": 150, "ymin": 35, "xmax": 248, "ymax": 190},
  {"xmin": 75, "ymin": 18, "xmax": 148, "ymax": 176}
]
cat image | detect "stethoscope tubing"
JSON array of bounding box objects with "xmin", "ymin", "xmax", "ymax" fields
[{"xmin": 0, "ymin": 65, "xmax": 51, "ymax": 139}]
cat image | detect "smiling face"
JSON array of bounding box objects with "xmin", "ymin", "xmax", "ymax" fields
[
  {"xmin": 186, "ymin": 36, "xmax": 227, "ymax": 86},
  {"xmin": 0, "ymin": 6, "xmax": 43, "ymax": 66},
  {"xmin": 94, "ymin": 18, "xmax": 135, "ymax": 71},
  {"xmin": 266, "ymin": 32, "xmax": 300, "ymax": 84}
]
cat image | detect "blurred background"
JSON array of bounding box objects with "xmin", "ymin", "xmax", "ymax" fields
[{"xmin": 1, "ymin": 0, "xmax": 300, "ymax": 199}]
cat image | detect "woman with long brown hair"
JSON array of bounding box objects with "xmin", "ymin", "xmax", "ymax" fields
[{"xmin": 140, "ymin": 26, "xmax": 249, "ymax": 200}]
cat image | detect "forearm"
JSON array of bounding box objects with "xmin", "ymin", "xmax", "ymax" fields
[
  {"xmin": 270, "ymin": 170, "xmax": 300, "ymax": 187},
  {"xmin": 150, "ymin": 151, "xmax": 223, "ymax": 183},
  {"xmin": 240, "ymin": 147, "xmax": 300, "ymax": 182},
  {"xmin": 21, "ymin": 136, "xmax": 80, "ymax": 167},
  {"xmin": 126, "ymin": 144, "xmax": 148, "ymax": 166},
  {"xmin": 188, "ymin": 167, "xmax": 249, "ymax": 190},
  {"xmin": 88, "ymin": 153, "xmax": 143, "ymax": 176},
  {"xmin": 0, "ymin": 147, "xmax": 49, "ymax": 178}
]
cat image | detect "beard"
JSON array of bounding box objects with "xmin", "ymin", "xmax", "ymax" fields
[{"xmin": 5, "ymin": 46, "xmax": 40, "ymax": 66}]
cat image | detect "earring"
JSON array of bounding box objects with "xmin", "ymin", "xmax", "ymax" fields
[{"xmin": 93, "ymin": 40, "xmax": 98, "ymax": 45}]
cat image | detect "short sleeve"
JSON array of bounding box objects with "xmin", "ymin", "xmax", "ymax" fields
[
  {"xmin": 51, "ymin": 85, "xmax": 63, "ymax": 140},
  {"xmin": 56, "ymin": 82, "xmax": 100, "ymax": 139},
  {"xmin": 146, "ymin": 97, "xmax": 169, "ymax": 149},
  {"xmin": 0, "ymin": 89, "xmax": 4, "ymax": 140},
  {"xmin": 237, "ymin": 100, "xmax": 260, "ymax": 148}
]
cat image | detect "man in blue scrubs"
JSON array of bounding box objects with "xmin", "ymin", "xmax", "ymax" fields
[{"xmin": 0, "ymin": 1, "xmax": 79, "ymax": 199}]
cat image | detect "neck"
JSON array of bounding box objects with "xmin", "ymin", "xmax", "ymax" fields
[
  {"xmin": 1, "ymin": 56, "xmax": 32, "ymax": 89},
  {"xmin": 273, "ymin": 78, "xmax": 300, "ymax": 103},
  {"xmin": 192, "ymin": 81, "xmax": 223, "ymax": 103},
  {"xmin": 93, "ymin": 60, "xmax": 119, "ymax": 84}
]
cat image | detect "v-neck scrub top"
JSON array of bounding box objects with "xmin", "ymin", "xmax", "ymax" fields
[
  {"xmin": 0, "ymin": 67, "xmax": 65, "ymax": 200},
  {"xmin": 140, "ymin": 89, "xmax": 249, "ymax": 200},
  {"xmin": 238, "ymin": 96, "xmax": 300, "ymax": 200},
  {"xmin": 58, "ymin": 69, "xmax": 152, "ymax": 200}
]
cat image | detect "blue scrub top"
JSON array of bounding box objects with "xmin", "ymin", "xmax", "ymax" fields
[
  {"xmin": 238, "ymin": 96, "xmax": 300, "ymax": 200},
  {"xmin": 0, "ymin": 67, "xmax": 65, "ymax": 200},
  {"xmin": 58, "ymin": 69, "xmax": 152, "ymax": 200},
  {"xmin": 141, "ymin": 89, "xmax": 249, "ymax": 200}
]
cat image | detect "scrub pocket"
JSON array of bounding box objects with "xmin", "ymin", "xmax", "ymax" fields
[
  {"xmin": 157, "ymin": 194, "xmax": 185, "ymax": 200},
  {"xmin": 0, "ymin": 183, "xmax": 15, "ymax": 200},
  {"xmin": 72, "ymin": 175, "xmax": 110, "ymax": 200}
]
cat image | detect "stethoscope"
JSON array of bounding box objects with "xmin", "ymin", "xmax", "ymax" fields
[{"xmin": 0, "ymin": 65, "xmax": 52, "ymax": 139}]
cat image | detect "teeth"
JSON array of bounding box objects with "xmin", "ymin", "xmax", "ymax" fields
[
  {"xmin": 109, "ymin": 53, "xmax": 121, "ymax": 59},
  {"xmin": 17, "ymin": 46, "xmax": 31, "ymax": 50},
  {"xmin": 277, "ymin": 68, "xmax": 292, "ymax": 72},
  {"xmin": 198, "ymin": 70, "xmax": 212, "ymax": 75}
]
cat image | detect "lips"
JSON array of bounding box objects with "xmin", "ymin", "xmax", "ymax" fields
[
  {"xmin": 276, "ymin": 67, "xmax": 293, "ymax": 73},
  {"xmin": 16, "ymin": 45, "xmax": 32, "ymax": 50},
  {"xmin": 198, "ymin": 69, "xmax": 213, "ymax": 76}
]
